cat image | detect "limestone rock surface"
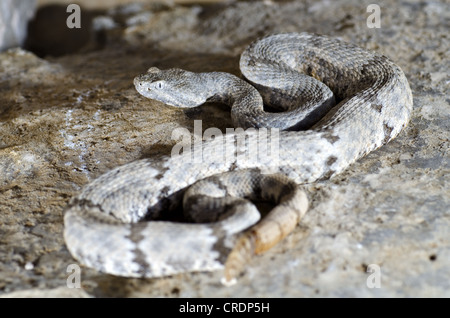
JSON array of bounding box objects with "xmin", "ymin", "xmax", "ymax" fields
[{"xmin": 0, "ymin": 0, "xmax": 448, "ymax": 297}]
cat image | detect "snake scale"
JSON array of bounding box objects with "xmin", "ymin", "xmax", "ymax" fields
[{"xmin": 64, "ymin": 33, "xmax": 412, "ymax": 284}]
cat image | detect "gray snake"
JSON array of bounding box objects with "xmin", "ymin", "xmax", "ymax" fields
[{"xmin": 64, "ymin": 33, "xmax": 413, "ymax": 284}]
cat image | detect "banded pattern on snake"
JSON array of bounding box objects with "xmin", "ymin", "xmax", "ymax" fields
[{"xmin": 64, "ymin": 33, "xmax": 412, "ymax": 284}]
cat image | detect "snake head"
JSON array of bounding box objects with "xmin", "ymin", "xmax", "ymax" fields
[{"xmin": 134, "ymin": 67, "xmax": 209, "ymax": 108}]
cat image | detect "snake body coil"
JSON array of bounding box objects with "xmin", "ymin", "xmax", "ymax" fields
[{"xmin": 64, "ymin": 33, "xmax": 412, "ymax": 282}]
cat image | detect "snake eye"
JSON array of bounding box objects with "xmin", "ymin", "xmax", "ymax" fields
[{"xmin": 154, "ymin": 81, "xmax": 164, "ymax": 89}]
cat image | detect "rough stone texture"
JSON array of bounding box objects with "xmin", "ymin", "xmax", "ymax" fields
[
  {"xmin": 0, "ymin": 0, "xmax": 37, "ymax": 51},
  {"xmin": 0, "ymin": 0, "xmax": 448, "ymax": 297}
]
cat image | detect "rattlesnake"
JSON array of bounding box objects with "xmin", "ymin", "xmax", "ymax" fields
[{"xmin": 64, "ymin": 33, "xmax": 412, "ymax": 284}]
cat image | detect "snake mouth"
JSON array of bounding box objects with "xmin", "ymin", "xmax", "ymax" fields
[
  {"xmin": 133, "ymin": 77, "xmax": 147, "ymax": 93},
  {"xmin": 134, "ymin": 77, "xmax": 161, "ymax": 100}
]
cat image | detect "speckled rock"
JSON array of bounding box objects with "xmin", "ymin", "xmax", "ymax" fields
[{"xmin": 0, "ymin": 0, "xmax": 448, "ymax": 297}]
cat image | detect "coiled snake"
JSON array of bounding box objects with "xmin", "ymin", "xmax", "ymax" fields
[{"xmin": 64, "ymin": 33, "xmax": 412, "ymax": 284}]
